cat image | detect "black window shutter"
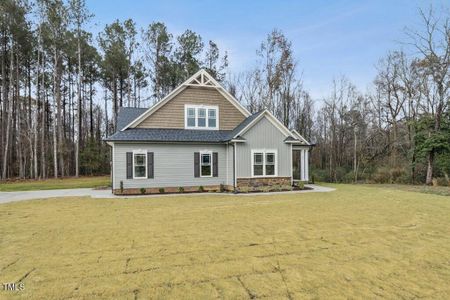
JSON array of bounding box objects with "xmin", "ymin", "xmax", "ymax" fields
[
  {"xmin": 213, "ymin": 152, "xmax": 218, "ymax": 177},
  {"xmin": 147, "ymin": 152, "xmax": 154, "ymax": 179},
  {"xmin": 126, "ymin": 152, "xmax": 133, "ymax": 179},
  {"xmin": 194, "ymin": 152, "xmax": 200, "ymax": 177}
]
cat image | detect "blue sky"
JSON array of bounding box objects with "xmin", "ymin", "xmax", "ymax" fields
[{"xmin": 86, "ymin": 0, "xmax": 443, "ymax": 99}]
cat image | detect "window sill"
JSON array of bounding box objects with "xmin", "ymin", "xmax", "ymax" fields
[{"xmin": 185, "ymin": 127, "xmax": 218, "ymax": 131}]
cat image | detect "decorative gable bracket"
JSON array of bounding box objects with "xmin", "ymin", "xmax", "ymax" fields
[{"xmin": 186, "ymin": 70, "xmax": 219, "ymax": 88}]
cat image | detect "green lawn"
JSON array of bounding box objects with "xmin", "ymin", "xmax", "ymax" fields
[
  {"xmin": 0, "ymin": 185, "xmax": 449, "ymax": 299},
  {"xmin": 0, "ymin": 176, "xmax": 110, "ymax": 192}
]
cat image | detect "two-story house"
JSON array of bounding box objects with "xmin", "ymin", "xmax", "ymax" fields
[{"xmin": 105, "ymin": 69, "xmax": 311, "ymax": 194}]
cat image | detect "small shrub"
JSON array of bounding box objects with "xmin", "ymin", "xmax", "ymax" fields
[
  {"xmin": 219, "ymin": 184, "xmax": 225, "ymax": 193},
  {"xmin": 120, "ymin": 181, "xmax": 124, "ymax": 193},
  {"xmin": 159, "ymin": 188, "xmax": 165, "ymax": 194},
  {"xmin": 298, "ymin": 181, "xmax": 305, "ymax": 190},
  {"xmin": 335, "ymin": 167, "xmax": 348, "ymax": 182},
  {"xmin": 390, "ymin": 167, "xmax": 407, "ymax": 183},
  {"xmin": 178, "ymin": 187, "xmax": 184, "ymax": 193},
  {"xmin": 372, "ymin": 168, "xmax": 391, "ymax": 183},
  {"xmin": 312, "ymin": 168, "xmax": 329, "ymax": 182},
  {"xmin": 436, "ymin": 177, "xmax": 449, "ymax": 187},
  {"xmin": 342, "ymin": 171, "xmax": 355, "ymax": 183},
  {"xmin": 140, "ymin": 188, "xmax": 146, "ymax": 195},
  {"xmin": 239, "ymin": 186, "xmax": 249, "ymax": 193},
  {"xmin": 198, "ymin": 186, "xmax": 204, "ymax": 193}
]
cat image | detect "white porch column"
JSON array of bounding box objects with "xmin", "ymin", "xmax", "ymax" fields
[
  {"xmin": 304, "ymin": 149, "xmax": 309, "ymax": 182},
  {"xmin": 300, "ymin": 149, "xmax": 305, "ymax": 181}
]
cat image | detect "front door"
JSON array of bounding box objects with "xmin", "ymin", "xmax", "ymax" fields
[{"xmin": 292, "ymin": 150, "xmax": 301, "ymax": 180}]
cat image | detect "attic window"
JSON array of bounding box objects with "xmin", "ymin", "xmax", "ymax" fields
[{"xmin": 185, "ymin": 105, "xmax": 219, "ymax": 130}]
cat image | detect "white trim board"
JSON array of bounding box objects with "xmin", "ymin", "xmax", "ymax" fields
[
  {"xmin": 122, "ymin": 69, "xmax": 250, "ymax": 131},
  {"xmin": 291, "ymin": 129, "xmax": 310, "ymax": 145}
]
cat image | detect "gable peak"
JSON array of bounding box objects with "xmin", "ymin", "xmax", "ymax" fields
[{"xmin": 186, "ymin": 69, "xmax": 219, "ymax": 88}]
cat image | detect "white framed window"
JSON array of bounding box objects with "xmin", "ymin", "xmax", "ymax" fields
[
  {"xmin": 253, "ymin": 152, "xmax": 264, "ymax": 176},
  {"xmin": 265, "ymin": 152, "xmax": 275, "ymax": 176},
  {"xmin": 187, "ymin": 107, "xmax": 196, "ymax": 127},
  {"xmin": 133, "ymin": 150, "xmax": 147, "ymax": 179},
  {"xmin": 185, "ymin": 105, "xmax": 219, "ymax": 130},
  {"xmin": 208, "ymin": 109, "xmax": 216, "ymax": 128},
  {"xmin": 200, "ymin": 151, "xmax": 212, "ymax": 177},
  {"xmin": 251, "ymin": 149, "xmax": 277, "ymax": 177},
  {"xmin": 198, "ymin": 108, "xmax": 206, "ymax": 127}
]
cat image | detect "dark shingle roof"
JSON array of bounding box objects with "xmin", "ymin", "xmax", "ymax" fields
[
  {"xmin": 116, "ymin": 107, "xmax": 148, "ymax": 130},
  {"xmin": 105, "ymin": 128, "xmax": 232, "ymax": 143},
  {"xmin": 105, "ymin": 108, "xmax": 264, "ymax": 143}
]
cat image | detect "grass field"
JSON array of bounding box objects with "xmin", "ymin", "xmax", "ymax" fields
[
  {"xmin": 1, "ymin": 184, "xmax": 449, "ymax": 299},
  {"xmin": 0, "ymin": 176, "xmax": 110, "ymax": 192},
  {"xmin": 366, "ymin": 183, "xmax": 450, "ymax": 197}
]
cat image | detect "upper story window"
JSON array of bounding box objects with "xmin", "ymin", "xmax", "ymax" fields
[{"xmin": 185, "ymin": 105, "xmax": 219, "ymax": 130}]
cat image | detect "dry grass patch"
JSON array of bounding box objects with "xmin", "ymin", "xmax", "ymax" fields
[{"xmin": 1, "ymin": 184, "xmax": 449, "ymax": 299}]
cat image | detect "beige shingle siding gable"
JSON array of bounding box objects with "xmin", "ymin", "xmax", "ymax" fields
[{"xmin": 136, "ymin": 86, "xmax": 247, "ymax": 130}]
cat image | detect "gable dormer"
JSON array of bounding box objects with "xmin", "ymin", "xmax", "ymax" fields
[{"xmin": 124, "ymin": 70, "xmax": 250, "ymax": 131}]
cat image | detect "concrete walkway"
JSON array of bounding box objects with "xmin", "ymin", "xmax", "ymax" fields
[{"xmin": 0, "ymin": 184, "xmax": 335, "ymax": 204}]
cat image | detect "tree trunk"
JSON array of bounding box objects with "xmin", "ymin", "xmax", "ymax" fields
[
  {"xmin": 2, "ymin": 43, "xmax": 14, "ymax": 179},
  {"xmin": 426, "ymin": 150, "xmax": 434, "ymax": 185},
  {"xmin": 353, "ymin": 127, "xmax": 358, "ymax": 183},
  {"xmin": 113, "ymin": 76, "xmax": 117, "ymax": 130},
  {"xmin": 89, "ymin": 78, "xmax": 93, "ymax": 137},
  {"xmin": 75, "ymin": 32, "xmax": 82, "ymax": 178},
  {"xmin": 52, "ymin": 52, "xmax": 59, "ymax": 178},
  {"xmin": 16, "ymin": 54, "xmax": 24, "ymax": 179},
  {"xmin": 41, "ymin": 70, "xmax": 46, "ymax": 178},
  {"xmin": 1, "ymin": 30, "xmax": 7, "ymax": 178},
  {"xmin": 104, "ymin": 88, "xmax": 108, "ymax": 137}
]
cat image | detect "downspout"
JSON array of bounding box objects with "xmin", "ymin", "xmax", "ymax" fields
[
  {"xmin": 233, "ymin": 142, "xmax": 237, "ymax": 192},
  {"xmin": 290, "ymin": 144, "xmax": 293, "ymax": 186},
  {"xmin": 111, "ymin": 142, "xmax": 115, "ymax": 193},
  {"xmin": 106, "ymin": 141, "xmax": 115, "ymax": 193}
]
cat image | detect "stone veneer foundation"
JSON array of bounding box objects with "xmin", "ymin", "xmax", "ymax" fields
[
  {"xmin": 236, "ymin": 177, "xmax": 292, "ymax": 191},
  {"xmin": 113, "ymin": 178, "xmax": 294, "ymax": 195}
]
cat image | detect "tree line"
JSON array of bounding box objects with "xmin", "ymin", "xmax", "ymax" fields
[
  {"xmin": 0, "ymin": 0, "xmax": 228, "ymax": 179},
  {"xmin": 0, "ymin": 1, "xmax": 449, "ymax": 185}
]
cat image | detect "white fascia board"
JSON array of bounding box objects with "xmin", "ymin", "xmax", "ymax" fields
[{"xmin": 292, "ymin": 129, "xmax": 310, "ymax": 145}]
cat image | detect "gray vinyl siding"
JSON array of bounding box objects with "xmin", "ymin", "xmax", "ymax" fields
[
  {"xmin": 113, "ymin": 143, "xmax": 227, "ymax": 189},
  {"xmin": 235, "ymin": 117, "xmax": 291, "ymax": 178}
]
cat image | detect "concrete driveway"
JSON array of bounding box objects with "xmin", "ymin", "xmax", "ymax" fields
[
  {"xmin": 0, "ymin": 188, "xmax": 113, "ymax": 204},
  {"xmin": 0, "ymin": 184, "xmax": 335, "ymax": 204}
]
